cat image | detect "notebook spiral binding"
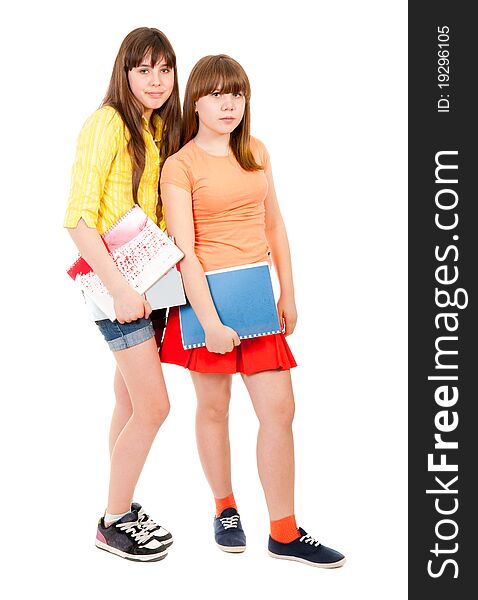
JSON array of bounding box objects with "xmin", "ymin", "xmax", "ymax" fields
[
  {"xmin": 102, "ymin": 205, "xmax": 141, "ymax": 238},
  {"xmin": 183, "ymin": 329, "xmax": 282, "ymax": 350}
]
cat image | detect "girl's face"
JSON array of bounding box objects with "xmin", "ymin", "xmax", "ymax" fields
[
  {"xmin": 128, "ymin": 54, "xmax": 174, "ymax": 118},
  {"xmin": 195, "ymin": 90, "xmax": 245, "ymax": 136}
]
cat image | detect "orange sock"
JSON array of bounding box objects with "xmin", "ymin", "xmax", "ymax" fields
[
  {"xmin": 215, "ymin": 493, "xmax": 237, "ymax": 517},
  {"xmin": 270, "ymin": 515, "xmax": 300, "ymax": 543}
]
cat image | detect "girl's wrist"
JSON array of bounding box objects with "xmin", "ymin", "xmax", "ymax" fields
[
  {"xmin": 109, "ymin": 278, "xmax": 132, "ymax": 298},
  {"xmin": 203, "ymin": 317, "xmax": 223, "ymax": 332},
  {"xmin": 279, "ymin": 285, "xmax": 295, "ymax": 298}
]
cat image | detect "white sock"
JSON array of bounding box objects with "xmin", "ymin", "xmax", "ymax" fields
[{"xmin": 104, "ymin": 510, "xmax": 129, "ymax": 527}]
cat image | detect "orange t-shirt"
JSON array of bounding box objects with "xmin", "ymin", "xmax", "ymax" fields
[{"xmin": 160, "ymin": 137, "xmax": 271, "ymax": 272}]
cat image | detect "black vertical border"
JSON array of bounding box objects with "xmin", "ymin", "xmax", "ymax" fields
[{"xmin": 409, "ymin": 3, "xmax": 476, "ymax": 598}]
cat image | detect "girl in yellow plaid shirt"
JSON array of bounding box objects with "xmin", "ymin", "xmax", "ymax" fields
[{"xmin": 64, "ymin": 27, "xmax": 180, "ymax": 562}]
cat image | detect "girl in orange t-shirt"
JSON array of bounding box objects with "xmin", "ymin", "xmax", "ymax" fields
[{"xmin": 160, "ymin": 55, "xmax": 345, "ymax": 567}]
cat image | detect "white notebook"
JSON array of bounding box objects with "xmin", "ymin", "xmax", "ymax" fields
[{"xmin": 68, "ymin": 206, "xmax": 185, "ymax": 321}]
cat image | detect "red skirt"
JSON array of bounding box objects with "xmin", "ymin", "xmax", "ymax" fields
[{"xmin": 160, "ymin": 307, "xmax": 297, "ymax": 374}]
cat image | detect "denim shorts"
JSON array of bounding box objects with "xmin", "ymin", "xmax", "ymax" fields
[{"xmin": 96, "ymin": 309, "xmax": 167, "ymax": 352}]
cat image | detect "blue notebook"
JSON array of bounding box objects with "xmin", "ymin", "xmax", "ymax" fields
[{"xmin": 179, "ymin": 262, "xmax": 281, "ymax": 349}]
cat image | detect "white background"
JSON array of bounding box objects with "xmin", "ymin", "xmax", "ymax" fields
[{"xmin": 1, "ymin": 1, "xmax": 407, "ymax": 598}]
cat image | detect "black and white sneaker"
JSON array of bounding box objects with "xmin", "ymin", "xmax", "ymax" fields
[
  {"xmin": 131, "ymin": 502, "xmax": 173, "ymax": 548},
  {"xmin": 214, "ymin": 507, "xmax": 246, "ymax": 553},
  {"xmin": 95, "ymin": 510, "xmax": 168, "ymax": 562}
]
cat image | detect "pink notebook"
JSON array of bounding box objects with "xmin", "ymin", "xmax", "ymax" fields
[{"xmin": 67, "ymin": 206, "xmax": 184, "ymax": 321}]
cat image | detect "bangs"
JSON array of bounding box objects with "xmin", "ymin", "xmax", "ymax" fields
[
  {"xmin": 193, "ymin": 56, "xmax": 250, "ymax": 99},
  {"xmin": 124, "ymin": 30, "xmax": 176, "ymax": 70}
]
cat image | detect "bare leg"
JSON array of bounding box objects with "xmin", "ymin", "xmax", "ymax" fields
[
  {"xmin": 191, "ymin": 372, "xmax": 233, "ymax": 499},
  {"xmin": 241, "ymin": 369, "xmax": 295, "ymax": 520},
  {"xmin": 107, "ymin": 337, "xmax": 170, "ymax": 514},
  {"xmin": 109, "ymin": 318, "xmax": 163, "ymax": 456},
  {"xmin": 109, "ymin": 367, "xmax": 133, "ymax": 457}
]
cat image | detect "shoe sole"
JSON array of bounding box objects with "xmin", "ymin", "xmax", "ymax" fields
[
  {"xmin": 268, "ymin": 551, "xmax": 346, "ymax": 568},
  {"xmin": 216, "ymin": 543, "xmax": 246, "ymax": 553},
  {"xmin": 95, "ymin": 540, "xmax": 168, "ymax": 562}
]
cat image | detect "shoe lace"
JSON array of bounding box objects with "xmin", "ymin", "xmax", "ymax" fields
[
  {"xmin": 116, "ymin": 519, "xmax": 156, "ymax": 544},
  {"xmin": 220, "ymin": 515, "xmax": 239, "ymax": 530},
  {"xmin": 138, "ymin": 510, "xmax": 160, "ymax": 533},
  {"xmin": 300, "ymin": 533, "xmax": 321, "ymax": 547}
]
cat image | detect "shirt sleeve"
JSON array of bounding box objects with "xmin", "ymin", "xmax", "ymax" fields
[
  {"xmin": 160, "ymin": 155, "xmax": 192, "ymax": 193},
  {"xmin": 64, "ymin": 108, "xmax": 122, "ymax": 229}
]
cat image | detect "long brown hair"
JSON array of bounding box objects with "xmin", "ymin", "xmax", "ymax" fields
[
  {"xmin": 182, "ymin": 55, "xmax": 261, "ymax": 171},
  {"xmin": 103, "ymin": 27, "xmax": 181, "ymax": 202}
]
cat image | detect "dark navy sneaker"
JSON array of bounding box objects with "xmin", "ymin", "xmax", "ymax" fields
[
  {"xmin": 95, "ymin": 510, "xmax": 168, "ymax": 562},
  {"xmin": 268, "ymin": 527, "xmax": 345, "ymax": 568},
  {"xmin": 131, "ymin": 502, "xmax": 173, "ymax": 548},
  {"xmin": 214, "ymin": 507, "xmax": 246, "ymax": 553}
]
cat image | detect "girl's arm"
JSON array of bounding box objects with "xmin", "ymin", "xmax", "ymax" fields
[
  {"xmin": 65, "ymin": 110, "xmax": 150, "ymax": 323},
  {"xmin": 263, "ymin": 165, "xmax": 298, "ymax": 336},
  {"xmin": 68, "ymin": 220, "xmax": 151, "ymax": 323},
  {"xmin": 161, "ymin": 183, "xmax": 240, "ymax": 354}
]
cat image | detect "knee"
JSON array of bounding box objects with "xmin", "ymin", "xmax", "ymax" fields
[
  {"xmin": 152, "ymin": 401, "xmax": 170, "ymax": 427},
  {"xmin": 136, "ymin": 401, "xmax": 170, "ymax": 429},
  {"xmin": 260, "ymin": 398, "xmax": 295, "ymax": 428},
  {"xmin": 197, "ymin": 400, "xmax": 230, "ymax": 423}
]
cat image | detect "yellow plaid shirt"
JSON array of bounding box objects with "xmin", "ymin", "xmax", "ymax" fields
[{"xmin": 64, "ymin": 105, "xmax": 165, "ymax": 235}]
